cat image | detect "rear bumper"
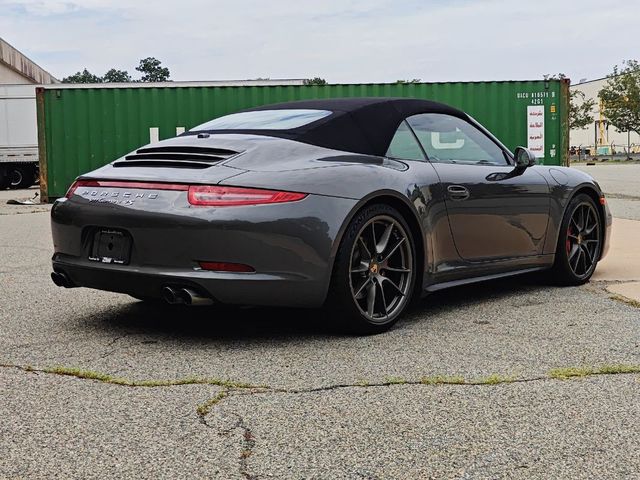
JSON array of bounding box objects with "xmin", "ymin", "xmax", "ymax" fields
[
  {"xmin": 51, "ymin": 192, "xmax": 358, "ymax": 307},
  {"xmin": 52, "ymin": 255, "xmax": 325, "ymax": 307}
]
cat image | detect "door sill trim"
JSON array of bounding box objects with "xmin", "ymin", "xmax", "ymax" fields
[{"xmin": 424, "ymin": 266, "xmax": 550, "ymax": 294}]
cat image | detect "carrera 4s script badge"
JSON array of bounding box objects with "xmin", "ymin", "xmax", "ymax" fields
[{"xmin": 78, "ymin": 189, "xmax": 160, "ymax": 206}]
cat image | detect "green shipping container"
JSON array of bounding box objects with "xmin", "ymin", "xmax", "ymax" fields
[{"xmin": 37, "ymin": 79, "xmax": 569, "ymax": 201}]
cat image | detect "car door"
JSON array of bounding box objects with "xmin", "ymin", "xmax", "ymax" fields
[
  {"xmin": 406, "ymin": 113, "xmax": 550, "ymax": 262},
  {"xmin": 385, "ymin": 120, "xmax": 462, "ymax": 276}
]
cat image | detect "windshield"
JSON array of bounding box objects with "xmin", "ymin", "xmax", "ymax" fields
[{"xmin": 191, "ymin": 109, "xmax": 332, "ymax": 131}]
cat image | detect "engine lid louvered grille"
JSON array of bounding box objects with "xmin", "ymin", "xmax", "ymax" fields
[
  {"xmin": 113, "ymin": 160, "xmax": 212, "ymax": 169},
  {"xmin": 119, "ymin": 145, "xmax": 241, "ymax": 167}
]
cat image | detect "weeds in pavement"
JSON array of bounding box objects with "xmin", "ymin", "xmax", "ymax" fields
[
  {"xmin": 197, "ymin": 390, "xmax": 229, "ymax": 417},
  {"xmin": 609, "ymin": 294, "xmax": 640, "ymax": 309},
  {"xmin": 42, "ymin": 365, "xmax": 254, "ymax": 389},
  {"xmin": 384, "ymin": 376, "xmax": 407, "ymax": 385},
  {"xmin": 476, "ymin": 374, "xmax": 516, "ymax": 385},
  {"xmin": 4, "ymin": 362, "xmax": 639, "ymax": 421},
  {"xmin": 549, "ymin": 364, "xmax": 640, "ymax": 379}
]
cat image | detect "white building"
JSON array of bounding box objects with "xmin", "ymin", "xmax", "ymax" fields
[
  {"xmin": 0, "ymin": 37, "xmax": 58, "ymax": 85},
  {"xmin": 571, "ymin": 76, "xmax": 639, "ymax": 154}
]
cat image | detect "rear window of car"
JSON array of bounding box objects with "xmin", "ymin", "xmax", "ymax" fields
[{"xmin": 191, "ymin": 109, "xmax": 332, "ymax": 131}]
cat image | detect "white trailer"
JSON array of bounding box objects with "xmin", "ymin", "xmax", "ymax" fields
[{"xmin": 0, "ymin": 84, "xmax": 39, "ymax": 189}]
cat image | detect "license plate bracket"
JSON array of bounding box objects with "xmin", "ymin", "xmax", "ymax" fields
[{"xmin": 89, "ymin": 229, "xmax": 131, "ymax": 265}]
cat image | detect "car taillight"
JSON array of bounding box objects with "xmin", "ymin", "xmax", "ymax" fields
[
  {"xmin": 64, "ymin": 180, "xmax": 306, "ymax": 207},
  {"xmin": 188, "ymin": 185, "xmax": 307, "ymax": 207},
  {"xmin": 65, "ymin": 179, "xmax": 93, "ymax": 198}
]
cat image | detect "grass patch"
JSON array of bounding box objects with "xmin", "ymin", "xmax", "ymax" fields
[
  {"xmin": 549, "ymin": 364, "xmax": 640, "ymax": 379},
  {"xmin": 196, "ymin": 390, "xmax": 229, "ymax": 417},
  {"xmin": 609, "ymin": 294, "xmax": 640, "ymax": 309},
  {"xmin": 384, "ymin": 377, "xmax": 407, "ymax": 385},
  {"xmin": 42, "ymin": 366, "xmax": 254, "ymax": 389},
  {"xmin": 44, "ymin": 366, "xmax": 127, "ymax": 383},
  {"xmin": 596, "ymin": 364, "xmax": 640, "ymax": 375},
  {"xmin": 476, "ymin": 374, "xmax": 516, "ymax": 385}
]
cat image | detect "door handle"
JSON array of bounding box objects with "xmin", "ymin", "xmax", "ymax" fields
[{"xmin": 447, "ymin": 185, "xmax": 470, "ymax": 200}]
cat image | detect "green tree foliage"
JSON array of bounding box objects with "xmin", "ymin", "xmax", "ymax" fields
[
  {"xmin": 136, "ymin": 57, "xmax": 171, "ymax": 82},
  {"xmin": 569, "ymin": 89, "xmax": 595, "ymax": 130},
  {"xmin": 303, "ymin": 77, "xmax": 327, "ymax": 86},
  {"xmin": 599, "ymin": 60, "xmax": 640, "ymax": 135},
  {"xmin": 545, "ymin": 73, "xmax": 595, "ymax": 130},
  {"xmin": 62, "ymin": 58, "xmax": 170, "ymax": 83},
  {"xmin": 103, "ymin": 68, "xmax": 132, "ymax": 83},
  {"xmin": 62, "ymin": 68, "xmax": 103, "ymax": 83}
]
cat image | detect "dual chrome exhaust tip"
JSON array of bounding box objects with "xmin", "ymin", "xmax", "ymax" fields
[{"xmin": 161, "ymin": 286, "xmax": 214, "ymax": 306}]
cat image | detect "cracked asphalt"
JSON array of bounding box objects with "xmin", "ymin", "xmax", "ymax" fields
[{"xmin": 2, "ymin": 165, "xmax": 640, "ymax": 479}]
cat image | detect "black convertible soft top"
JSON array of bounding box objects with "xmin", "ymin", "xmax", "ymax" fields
[{"xmin": 193, "ymin": 97, "xmax": 468, "ymax": 157}]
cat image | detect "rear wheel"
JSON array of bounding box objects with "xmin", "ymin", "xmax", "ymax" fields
[
  {"xmin": 551, "ymin": 194, "xmax": 602, "ymax": 285},
  {"xmin": 328, "ymin": 204, "xmax": 416, "ymax": 334}
]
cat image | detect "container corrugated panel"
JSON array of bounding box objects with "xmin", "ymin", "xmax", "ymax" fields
[{"xmin": 37, "ymin": 79, "xmax": 569, "ymax": 200}]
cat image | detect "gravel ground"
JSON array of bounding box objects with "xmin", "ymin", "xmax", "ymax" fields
[
  {"xmin": 0, "ymin": 185, "xmax": 50, "ymax": 216},
  {"xmin": 215, "ymin": 375, "xmax": 640, "ymax": 480},
  {"xmin": 1, "ymin": 166, "xmax": 640, "ymax": 478}
]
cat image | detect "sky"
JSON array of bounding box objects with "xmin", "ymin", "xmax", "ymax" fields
[{"xmin": 0, "ymin": 0, "xmax": 636, "ymax": 84}]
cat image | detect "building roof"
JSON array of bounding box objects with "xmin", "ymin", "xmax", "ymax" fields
[{"xmin": 0, "ymin": 37, "xmax": 58, "ymax": 84}]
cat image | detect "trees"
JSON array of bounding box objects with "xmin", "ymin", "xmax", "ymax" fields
[
  {"xmin": 545, "ymin": 73, "xmax": 595, "ymax": 130},
  {"xmin": 599, "ymin": 60, "xmax": 640, "ymax": 136},
  {"xmin": 569, "ymin": 89, "xmax": 596, "ymax": 130},
  {"xmin": 136, "ymin": 57, "xmax": 171, "ymax": 82},
  {"xmin": 303, "ymin": 77, "xmax": 327, "ymax": 86},
  {"xmin": 103, "ymin": 68, "xmax": 132, "ymax": 83},
  {"xmin": 62, "ymin": 68, "xmax": 103, "ymax": 83},
  {"xmin": 62, "ymin": 57, "xmax": 170, "ymax": 83}
]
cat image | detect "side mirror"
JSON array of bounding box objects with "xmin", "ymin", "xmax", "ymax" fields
[{"xmin": 514, "ymin": 147, "xmax": 537, "ymax": 169}]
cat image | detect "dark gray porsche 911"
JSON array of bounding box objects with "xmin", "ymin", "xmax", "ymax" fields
[{"xmin": 51, "ymin": 97, "xmax": 612, "ymax": 333}]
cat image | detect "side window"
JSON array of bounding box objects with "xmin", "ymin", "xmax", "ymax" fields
[
  {"xmin": 386, "ymin": 121, "xmax": 426, "ymax": 161},
  {"xmin": 406, "ymin": 114, "xmax": 508, "ymax": 165}
]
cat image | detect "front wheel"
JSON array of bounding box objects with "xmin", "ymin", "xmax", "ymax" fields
[
  {"xmin": 551, "ymin": 193, "xmax": 602, "ymax": 285},
  {"xmin": 327, "ymin": 204, "xmax": 416, "ymax": 335}
]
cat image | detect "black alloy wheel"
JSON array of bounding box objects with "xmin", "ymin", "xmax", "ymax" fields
[
  {"xmin": 328, "ymin": 204, "xmax": 416, "ymax": 334},
  {"xmin": 552, "ymin": 194, "xmax": 602, "ymax": 285},
  {"xmin": 566, "ymin": 202, "xmax": 600, "ymax": 277},
  {"xmin": 349, "ymin": 215, "xmax": 413, "ymax": 322}
]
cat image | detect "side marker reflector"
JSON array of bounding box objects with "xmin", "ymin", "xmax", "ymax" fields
[{"xmin": 198, "ymin": 261, "xmax": 255, "ymax": 273}]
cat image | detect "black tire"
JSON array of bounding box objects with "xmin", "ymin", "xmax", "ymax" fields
[
  {"xmin": 9, "ymin": 165, "xmax": 34, "ymax": 189},
  {"xmin": 551, "ymin": 193, "xmax": 602, "ymax": 285},
  {"xmin": 327, "ymin": 204, "xmax": 416, "ymax": 335}
]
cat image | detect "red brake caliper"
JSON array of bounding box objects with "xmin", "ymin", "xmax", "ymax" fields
[{"xmin": 566, "ymin": 226, "xmax": 572, "ymax": 254}]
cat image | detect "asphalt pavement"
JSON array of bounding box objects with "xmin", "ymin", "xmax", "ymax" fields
[{"xmin": 1, "ymin": 165, "xmax": 639, "ymax": 479}]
